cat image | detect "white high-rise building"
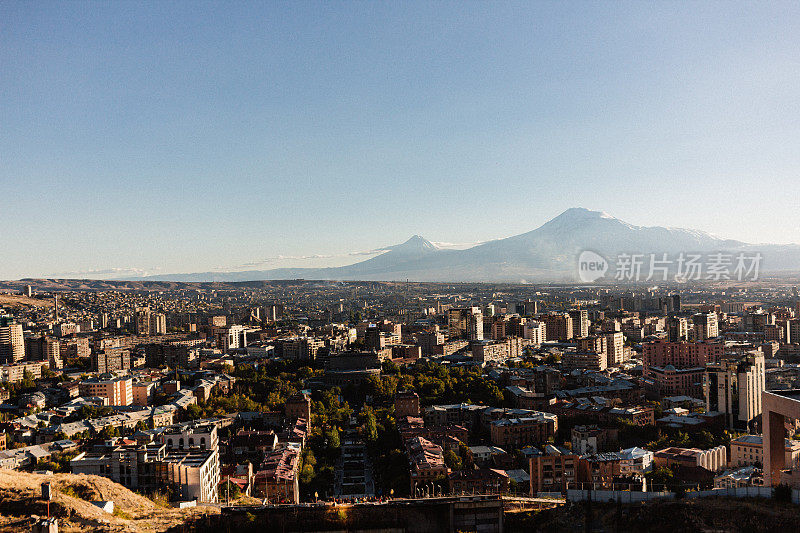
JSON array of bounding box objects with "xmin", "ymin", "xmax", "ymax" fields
[{"xmin": 0, "ymin": 319, "xmax": 25, "ymax": 364}]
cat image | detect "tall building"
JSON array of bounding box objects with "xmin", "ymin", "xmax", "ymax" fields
[
  {"xmin": 24, "ymin": 336, "xmax": 62, "ymax": 369},
  {"xmin": 261, "ymin": 304, "xmax": 284, "ymax": 323},
  {"xmin": 517, "ymin": 300, "xmax": 539, "ymax": 316},
  {"xmin": 221, "ymin": 325, "xmax": 249, "ymax": 352},
  {"xmin": 604, "ymin": 332, "xmax": 625, "ymax": 366},
  {"xmin": 578, "ymin": 335, "xmax": 607, "ymax": 356},
  {"xmin": 705, "ymin": 350, "xmax": 765, "ymax": 431},
  {"xmin": 447, "ymin": 307, "xmax": 483, "ymax": 341},
  {"xmin": 93, "ymin": 346, "xmax": 132, "ymax": 373},
  {"xmin": 541, "ymin": 313, "xmax": 573, "ymax": 342},
  {"xmin": 149, "ymin": 313, "xmax": 167, "ymax": 335},
  {"xmin": 667, "ymin": 317, "xmax": 689, "ymax": 342},
  {"xmin": 134, "ymin": 307, "xmax": 151, "ymax": 336},
  {"xmin": 524, "ymin": 321, "xmax": 546, "ymax": 346},
  {"xmin": 568, "ymin": 310, "xmax": 590, "ymax": 338},
  {"xmin": 0, "ymin": 318, "xmax": 25, "ymax": 364},
  {"xmin": 642, "ymin": 340, "xmax": 724, "ymax": 398},
  {"xmin": 692, "ymin": 312, "xmax": 719, "ymax": 341}
]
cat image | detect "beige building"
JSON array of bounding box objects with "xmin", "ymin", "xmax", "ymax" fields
[
  {"xmin": 693, "ymin": 312, "xmax": 719, "ymax": 341},
  {"xmin": 605, "ymin": 332, "xmax": 625, "ymax": 366},
  {"xmin": 523, "ymin": 321, "xmax": 546, "ymax": 346},
  {"xmin": 0, "ymin": 361, "xmax": 45, "ymax": 383},
  {"xmin": 149, "ymin": 313, "xmax": 167, "ymax": 335},
  {"xmin": 79, "ymin": 376, "xmax": 134, "ymax": 406},
  {"xmin": 704, "ymin": 350, "xmax": 764, "ymax": 431},
  {"xmin": 0, "ymin": 320, "xmax": 25, "ymax": 364},
  {"xmin": 730, "ymin": 434, "xmax": 800, "ymax": 468},
  {"xmin": 448, "ymin": 307, "xmax": 483, "ymax": 341},
  {"xmin": 562, "ymin": 350, "xmax": 607, "ymax": 372},
  {"xmin": 71, "ymin": 441, "xmax": 219, "ymax": 503}
]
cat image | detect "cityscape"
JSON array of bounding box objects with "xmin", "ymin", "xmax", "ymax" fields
[{"xmin": 3, "ymin": 2, "xmax": 800, "ymax": 533}]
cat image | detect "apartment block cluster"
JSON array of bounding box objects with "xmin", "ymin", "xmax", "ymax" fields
[{"xmin": 2, "ymin": 280, "xmax": 800, "ymax": 504}]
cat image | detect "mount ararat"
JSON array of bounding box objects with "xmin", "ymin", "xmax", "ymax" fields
[{"xmin": 130, "ymin": 208, "xmax": 800, "ymax": 283}]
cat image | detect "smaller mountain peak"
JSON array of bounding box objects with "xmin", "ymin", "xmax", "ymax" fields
[
  {"xmin": 391, "ymin": 235, "xmax": 438, "ymax": 253},
  {"xmin": 555, "ymin": 207, "xmax": 612, "ymax": 220}
]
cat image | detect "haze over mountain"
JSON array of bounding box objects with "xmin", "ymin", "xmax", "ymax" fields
[{"xmin": 125, "ymin": 208, "xmax": 800, "ymax": 283}]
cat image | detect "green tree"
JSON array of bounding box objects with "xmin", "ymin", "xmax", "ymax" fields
[
  {"xmin": 444, "ymin": 449, "xmax": 462, "ymax": 471},
  {"xmin": 326, "ymin": 427, "xmax": 341, "ymax": 449}
]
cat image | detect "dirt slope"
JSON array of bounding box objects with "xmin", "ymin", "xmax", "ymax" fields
[{"xmin": 0, "ymin": 469, "xmax": 218, "ymax": 532}]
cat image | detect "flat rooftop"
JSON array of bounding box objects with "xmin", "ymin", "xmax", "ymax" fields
[{"xmin": 766, "ymin": 390, "xmax": 800, "ymax": 401}]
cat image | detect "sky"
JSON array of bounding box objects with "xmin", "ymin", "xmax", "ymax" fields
[{"xmin": 2, "ymin": 2, "xmax": 799, "ymax": 280}]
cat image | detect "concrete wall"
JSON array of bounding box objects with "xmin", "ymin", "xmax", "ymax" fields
[
  {"xmin": 566, "ymin": 489, "xmax": 674, "ymax": 503},
  {"xmin": 217, "ymin": 496, "xmax": 504, "ymax": 533}
]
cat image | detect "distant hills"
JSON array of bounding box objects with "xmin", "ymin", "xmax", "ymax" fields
[{"xmin": 123, "ymin": 208, "xmax": 800, "ymax": 283}]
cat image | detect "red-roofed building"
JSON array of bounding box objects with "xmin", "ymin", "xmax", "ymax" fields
[
  {"xmin": 253, "ymin": 446, "xmax": 300, "ymax": 503},
  {"xmin": 405, "ymin": 436, "xmax": 450, "ymax": 494}
]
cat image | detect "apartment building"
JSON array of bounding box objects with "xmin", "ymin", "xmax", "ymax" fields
[
  {"xmin": 489, "ymin": 412, "xmax": 558, "ymax": 448},
  {"xmin": 448, "ymin": 307, "xmax": 483, "ymax": 341},
  {"xmin": 71, "ymin": 440, "xmax": 219, "ymax": 503},
  {"xmin": 395, "ymin": 391, "xmax": 421, "ymax": 418},
  {"xmin": 730, "ymin": 434, "xmax": 800, "ymax": 468},
  {"xmin": 0, "ymin": 319, "xmax": 25, "ymax": 364},
  {"xmin": 529, "ymin": 449, "xmax": 587, "ymax": 494},
  {"xmin": 79, "ymin": 376, "xmax": 133, "ymax": 406},
  {"xmin": 705, "ymin": 351, "xmax": 765, "ymax": 431},
  {"xmin": 541, "ymin": 314, "xmax": 573, "ymax": 342}
]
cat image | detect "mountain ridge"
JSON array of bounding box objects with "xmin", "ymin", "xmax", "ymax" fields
[{"xmin": 122, "ymin": 208, "xmax": 800, "ymax": 283}]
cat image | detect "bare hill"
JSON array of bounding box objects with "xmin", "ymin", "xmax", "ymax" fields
[{"xmin": 0, "ymin": 469, "xmax": 217, "ymax": 532}]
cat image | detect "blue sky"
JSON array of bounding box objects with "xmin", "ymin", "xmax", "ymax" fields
[{"xmin": 2, "ymin": 2, "xmax": 799, "ymax": 279}]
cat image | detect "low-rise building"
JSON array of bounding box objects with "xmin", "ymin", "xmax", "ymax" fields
[
  {"xmin": 714, "ymin": 465, "xmax": 763, "ymax": 488},
  {"xmin": 653, "ymin": 446, "xmax": 727, "ymax": 473},
  {"xmin": 253, "ymin": 445, "xmax": 301, "ymax": 503},
  {"xmin": 529, "ymin": 447, "xmax": 587, "ymax": 494},
  {"xmin": 489, "ymin": 413, "xmax": 558, "ymax": 448},
  {"xmin": 618, "ymin": 447, "xmax": 653, "ymax": 476},
  {"xmin": 395, "ymin": 391, "xmax": 421, "ymax": 418},
  {"xmin": 70, "ymin": 440, "xmax": 219, "ymax": 503},
  {"xmin": 730, "ymin": 434, "xmax": 800, "ymax": 468},
  {"xmin": 406, "ymin": 436, "xmax": 449, "ymax": 494},
  {"xmin": 571, "ymin": 425, "xmax": 619, "ymax": 455}
]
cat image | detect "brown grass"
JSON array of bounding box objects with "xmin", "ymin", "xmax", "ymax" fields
[
  {"xmin": 0, "ymin": 294, "xmax": 53, "ymax": 308},
  {"xmin": 0, "ymin": 468, "xmax": 218, "ymax": 532}
]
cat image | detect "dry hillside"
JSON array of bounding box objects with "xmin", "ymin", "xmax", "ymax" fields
[
  {"xmin": 0, "ymin": 469, "xmax": 218, "ymax": 532},
  {"xmin": 0, "ymin": 294, "xmax": 53, "ymax": 309}
]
